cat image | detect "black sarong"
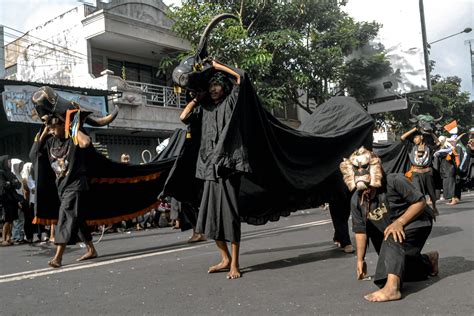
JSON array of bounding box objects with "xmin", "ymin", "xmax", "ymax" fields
[
  {"xmin": 412, "ymin": 169, "xmax": 437, "ymax": 202},
  {"xmin": 54, "ymin": 190, "xmax": 92, "ymax": 245},
  {"xmin": 440, "ymin": 159, "xmax": 456, "ymax": 199},
  {"xmin": 196, "ymin": 175, "xmax": 241, "ymax": 242}
]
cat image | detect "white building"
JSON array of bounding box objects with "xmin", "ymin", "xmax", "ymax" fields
[{"xmin": 2, "ymin": 0, "xmax": 191, "ymax": 163}]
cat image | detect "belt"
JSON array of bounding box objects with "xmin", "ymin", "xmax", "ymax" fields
[{"xmin": 412, "ymin": 166, "xmax": 431, "ymax": 173}]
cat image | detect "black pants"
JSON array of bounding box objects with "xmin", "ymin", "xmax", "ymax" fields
[
  {"xmin": 368, "ymin": 223, "xmax": 433, "ymax": 288},
  {"xmin": 55, "ymin": 190, "xmax": 92, "ymax": 245},
  {"xmin": 329, "ymin": 196, "xmax": 351, "ymax": 247}
]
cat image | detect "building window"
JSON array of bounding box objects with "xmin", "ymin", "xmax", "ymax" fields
[{"xmin": 107, "ymin": 59, "xmax": 161, "ymax": 85}]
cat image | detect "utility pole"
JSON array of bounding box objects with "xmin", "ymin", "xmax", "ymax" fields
[
  {"xmin": 419, "ymin": 0, "xmax": 431, "ymax": 90},
  {"xmin": 0, "ymin": 26, "xmax": 5, "ymax": 79}
]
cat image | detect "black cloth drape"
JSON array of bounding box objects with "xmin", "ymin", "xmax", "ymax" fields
[
  {"xmin": 30, "ymin": 126, "xmax": 176, "ymax": 225},
  {"xmin": 163, "ymin": 67, "xmax": 375, "ymax": 225}
]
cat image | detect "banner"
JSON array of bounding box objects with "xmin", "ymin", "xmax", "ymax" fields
[{"xmin": 2, "ymin": 85, "xmax": 108, "ymax": 125}]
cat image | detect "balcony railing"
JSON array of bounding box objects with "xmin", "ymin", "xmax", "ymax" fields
[{"xmin": 126, "ymin": 80, "xmax": 187, "ymax": 108}]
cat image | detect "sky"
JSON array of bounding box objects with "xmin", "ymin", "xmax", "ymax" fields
[{"xmin": 1, "ymin": 0, "xmax": 472, "ymax": 100}]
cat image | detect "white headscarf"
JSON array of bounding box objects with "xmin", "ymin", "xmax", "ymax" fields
[{"xmin": 10, "ymin": 158, "xmax": 24, "ymax": 195}]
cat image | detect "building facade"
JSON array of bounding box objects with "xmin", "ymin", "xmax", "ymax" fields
[{"xmin": 2, "ymin": 0, "xmax": 191, "ymax": 163}]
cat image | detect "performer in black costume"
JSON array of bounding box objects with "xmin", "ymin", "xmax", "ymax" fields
[
  {"xmin": 180, "ymin": 60, "xmax": 243, "ymax": 279},
  {"xmin": 435, "ymin": 136, "xmax": 459, "ymax": 205},
  {"xmin": 401, "ymin": 127, "xmax": 439, "ymax": 215},
  {"xmin": 340, "ymin": 147, "xmax": 438, "ymax": 302},
  {"xmin": 34, "ymin": 114, "xmax": 97, "ymax": 268}
]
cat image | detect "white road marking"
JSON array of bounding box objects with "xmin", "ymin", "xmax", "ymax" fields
[{"xmin": 0, "ymin": 219, "xmax": 332, "ymax": 283}]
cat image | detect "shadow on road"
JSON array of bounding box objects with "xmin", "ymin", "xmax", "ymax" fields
[
  {"xmin": 403, "ymin": 256, "xmax": 474, "ymax": 297},
  {"xmin": 242, "ymin": 241, "xmax": 333, "ymax": 255},
  {"xmin": 242, "ymin": 247, "xmax": 349, "ymax": 273},
  {"xmin": 438, "ymin": 204, "xmax": 474, "ymax": 216},
  {"xmin": 429, "ymin": 225, "xmax": 463, "ymax": 239}
]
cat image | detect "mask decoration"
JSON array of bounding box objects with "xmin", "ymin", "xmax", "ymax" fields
[
  {"xmin": 339, "ymin": 147, "xmax": 383, "ymax": 191},
  {"xmin": 31, "ymin": 86, "xmax": 119, "ymax": 127},
  {"xmin": 172, "ymin": 13, "xmax": 238, "ymax": 92},
  {"xmin": 408, "ymin": 105, "xmax": 443, "ymax": 134}
]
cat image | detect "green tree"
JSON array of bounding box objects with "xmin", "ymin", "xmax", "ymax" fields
[{"xmin": 162, "ymin": 0, "xmax": 382, "ymax": 113}]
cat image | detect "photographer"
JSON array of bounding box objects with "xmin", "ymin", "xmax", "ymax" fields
[{"xmin": 0, "ymin": 155, "xmax": 22, "ymax": 246}]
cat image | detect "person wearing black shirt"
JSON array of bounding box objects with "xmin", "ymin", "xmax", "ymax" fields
[
  {"xmin": 0, "ymin": 155, "xmax": 22, "ymax": 246},
  {"xmin": 180, "ymin": 60, "xmax": 243, "ymax": 279},
  {"xmin": 340, "ymin": 147, "xmax": 438, "ymax": 302},
  {"xmin": 35, "ymin": 118, "xmax": 97, "ymax": 268}
]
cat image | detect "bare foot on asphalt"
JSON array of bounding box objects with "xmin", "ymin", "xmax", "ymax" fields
[
  {"xmin": 208, "ymin": 260, "xmax": 230, "ymax": 273},
  {"xmin": 364, "ymin": 287, "xmax": 401, "ymax": 302}
]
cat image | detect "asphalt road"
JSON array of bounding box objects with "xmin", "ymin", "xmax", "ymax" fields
[{"xmin": 1, "ymin": 193, "xmax": 473, "ymax": 315}]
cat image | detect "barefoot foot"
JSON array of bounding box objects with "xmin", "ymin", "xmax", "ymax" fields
[
  {"xmin": 364, "ymin": 288, "xmax": 401, "ymax": 302},
  {"xmin": 426, "ymin": 251, "xmax": 439, "ymax": 276},
  {"xmin": 48, "ymin": 258, "xmax": 62, "ymax": 268},
  {"xmin": 226, "ymin": 266, "xmax": 242, "ymax": 279},
  {"xmin": 187, "ymin": 233, "xmax": 207, "ymax": 243},
  {"xmin": 76, "ymin": 250, "xmax": 98, "ymax": 262},
  {"xmin": 208, "ymin": 260, "xmax": 230, "ymax": 273}
]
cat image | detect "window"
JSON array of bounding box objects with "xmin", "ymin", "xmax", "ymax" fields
[{"xmin": 107, "ymin": 59, "xmax": 160, "ymax": 84}]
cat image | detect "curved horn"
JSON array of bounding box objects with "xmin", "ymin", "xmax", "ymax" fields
[
  {"xmin": 195, "ymin": 13, "xmax": 239, "ymax": 61},
  {"xmin": 85, "ymin": 105, "xmax": 119, "ymax": 127},
  {"xmin": 433, "ymin": 114, "xmax": 443, "ymax": 123},
  {"xmin": 410, "ymin": 104, "xmax": 418, "ymax": 119}
]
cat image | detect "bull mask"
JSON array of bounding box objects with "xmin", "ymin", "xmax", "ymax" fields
[
  {"xmin": 31, "ymin": 86, "xmax": 118, "ymax": 127},
  {"xmin": 172, "ymin": 13, "xmax": 238, "ymax": 92},
  {"xmin": 409, "ymin": 105, "xmax": 443, "ymax": 134}
]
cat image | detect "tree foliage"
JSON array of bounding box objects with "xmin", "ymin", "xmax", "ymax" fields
[{"xmin": 162, "ymin": 0, "xmax": 382, "ymax": 112}]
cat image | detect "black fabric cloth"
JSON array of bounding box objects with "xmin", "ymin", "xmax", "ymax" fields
[
  {"xmin": 0, "ymin": 155, "xmax": 22, "ymax": 222},
  {"xmin": 163, "ymin": 68, "xmax": 375, "ymax": 226},
  {"xmin": 373, "ymin": 141, "xmax": 411, "ymax": 174},
  {"xmin": 373, "ymin": 140, "xmax": 441, "ymax": 202},
  {"xmin": 182, "ymin": 84, "xmax": 242, "ymax": 181},
  {"xmin": 439, "ymin": 158, "xmax": 456, "ymax": 199},
  {"xmin": 45, "ymin": 137, "xmax": 88, "ymax": 194},
  {"xmin": 351, "ymin": 174, "xmax": 433, "ymax": 234},
  {"xmin": 0, "ymin": 155, "xmax": 22, "ymax": 203},
  {"xmin": 54, "ymin": 190, "xmax": 92, "ymax": 245},
  {"xmin": 30, "ymin": 126, "xmax": 176, "ymax": 225},
  {"xmin": 368, "ymin": 223, "xmax": 433, "ymax": 287},
  {"xmin": 412, "ymin": 170, "xmax": 437, "ymax": 202},
  {"xmin": 197, "ymin": 175, "xmax": 241, "ymax": 242}
]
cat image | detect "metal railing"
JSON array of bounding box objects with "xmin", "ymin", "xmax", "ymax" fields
[{"xmin": 126, "ymin": 80, "xmax": 187, "ymax": 108}]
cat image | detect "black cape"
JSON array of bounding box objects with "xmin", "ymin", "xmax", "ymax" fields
[{"xmin": 163, "ymin": 68, "xmax": 375, "ymax": 225}]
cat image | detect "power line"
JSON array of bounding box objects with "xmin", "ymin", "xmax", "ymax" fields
[
  {"xmin": 2, "ymin": 25, "xmax": 89, "ymax": 60},
  {"xmin": 1, "ymin": 36, "xmax": 88, "ymax": 62},
  {"xmin": 2, "ymin": 31, "xmax": 89, "ymax": 62}
]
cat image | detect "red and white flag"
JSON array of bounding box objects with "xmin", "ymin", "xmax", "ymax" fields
[{"xmin": 444, "ymin": 120, "xmax": 458, "ymax": 135}]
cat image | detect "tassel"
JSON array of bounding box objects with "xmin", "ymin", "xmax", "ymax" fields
[{"xmin": 65, "ymin": 109, "xmax": 79, "ymax": 139}]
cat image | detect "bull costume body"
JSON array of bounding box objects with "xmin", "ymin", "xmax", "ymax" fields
[
  {"xmin": 30, "ymin": 86, "xmax": 176, "ymax": 227},
  {"xmin": 163, "ymin": 14, "xmax": 375, "ymax": 267}
]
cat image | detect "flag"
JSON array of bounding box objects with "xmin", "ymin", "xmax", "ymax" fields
[{"xmin": 444, "ymin": 120, "xmax": 458, "ymax": 135}]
